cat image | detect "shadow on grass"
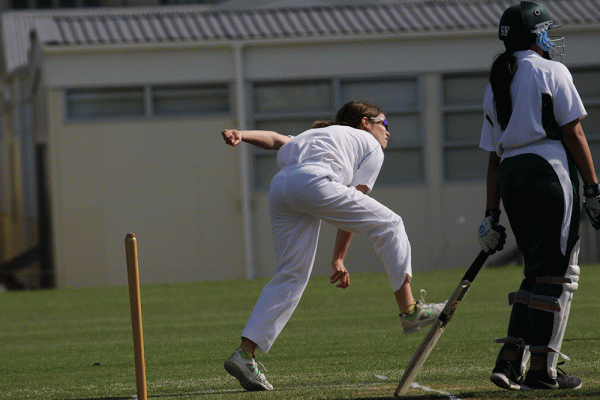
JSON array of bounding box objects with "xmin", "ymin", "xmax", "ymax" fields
[
  {"xmin": 56, "ymin": 398, "xmax": 133, "ymax": 400},
  {"xmin": 57, "ymin": 392, "xmax": 443, "ymax": 400},
  {"xmin": 563, "ymin": 337, "xmax": 600, "ymax": 342},
  {"xmin": 56, "ymin": 390, "xmax": 244, "ymax": 400},
  {"xmin": 57, "ymin": 386, "xmax": 600, "ymax": 400},
  {"xmin": 57, "ymin": 391, "xmax": 600, "ymax": 400},
  {"xmin": 344, "ymin": 388, "xmax": 600, "ymax": 400},
  {"xmin": 349, "ymin": 397, "xmax": 448, "ymax": 400}
]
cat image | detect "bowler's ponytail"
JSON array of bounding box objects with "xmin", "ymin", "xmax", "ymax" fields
[
  {"xmin": 312, "ymin": 121, "xmax": 334, "ymax": 128},
  {"xmin": 311, "ymin": 101, "xmax": 382, "ymax": 130}
]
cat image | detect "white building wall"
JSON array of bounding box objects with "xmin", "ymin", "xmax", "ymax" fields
[
  {"xmin": 42, "ymin": 44, "xmax": 236, "ymax": 87},
  {"xmin": 32, "ymin": 25, "xmax": 599, "ymax": 288},
  {"xmin": 45, "ymin": 87, "xmax": 245, "ymax": 287}
]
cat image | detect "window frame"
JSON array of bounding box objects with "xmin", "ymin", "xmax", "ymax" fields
[
  {"xmin": 64, "ymin": 82, "xmax": 232, "ymax": 122},
  {"xmin": 571, "ymin": 66, "xmax": 600, "ymax": 172},
  {"xmin": 249, "ymin": 75, "xmax": 425, "ymax": 190},
  {"xmin": 440, "ymin": 71, "xmax": 489, "ymax": 182}
]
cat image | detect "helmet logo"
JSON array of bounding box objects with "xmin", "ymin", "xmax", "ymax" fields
[{"xmin": 500, "ymin": 26, "xmax": 510, "ymax": 36}]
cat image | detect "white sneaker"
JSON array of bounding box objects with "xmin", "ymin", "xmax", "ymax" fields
[
  {"xmin": 224, "ymin": 349, "xmax": 273, "ymax": 391},
  {"xmin": 400, "ymin": 289, "xmax": 446, "ymax": 334}
]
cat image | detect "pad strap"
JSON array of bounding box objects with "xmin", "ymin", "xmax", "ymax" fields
[
  {"xmin": 508, "ymin": 289, "xmax": 531, "ymax": 306},
  {"xmin": 536, "ymin": 276, "xmax": 574, "ymax": 284},
  {"xmin": 529, "ymin": 294, "xmax": 561, "ymax": 312},
  {"xmin": 529, "ymin": 345, "xmax": 571, "ymax": 361},
  {"xmin": 509, "ymin": 290, "xmax": 561, "ymax": 312},
  {"xmin": 493, "ymin": 336, "xmax": 526, "ymax": 347}
]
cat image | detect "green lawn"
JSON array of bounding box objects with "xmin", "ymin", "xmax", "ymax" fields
[{"xmin": 1, "ymin": 263, "xmax": 598, "ymax": 400}]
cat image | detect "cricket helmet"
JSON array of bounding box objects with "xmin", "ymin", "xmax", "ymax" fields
[{"xmin": 498, "ymin": 1, "xmax": 564, "ymax": 59}]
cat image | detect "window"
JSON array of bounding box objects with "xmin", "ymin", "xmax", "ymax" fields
[
  {"xmin": 66, "ymin": 87, "xmax": 145, "ymax": 119},
  {"xmin": 340, "ymin": 78, "xmax": 422, "ymax": 184},
  {"xmin": 66, "ymin": 83, "xmax": 230, "ymax": 120},
  {"xmin": 439, "ymin": 68, "xmax": 600, "ymax": 181},
  {"xmin": 11, "ymin": 0, "xmax": 99, "ymax": 9},
  {"xmin": 250, "ymin": 77, "xmax": 423, "ymax": 189},
  {"xmin": 442, "ymin": 73, "xmax": 489, "ymax": 181},
  {"xmin": 251, "ymin": 80, "xmax": 334, "ymax": 189},
  {"xmin": 254, "ymin": 81, "xmax": 332, "ymax": 114},
  {"xmin": 572, "ymin": 67, "xmax": 600, "ymax": 170},
  {"xmin": 161, "ymin": 0, "xmax": 221, "ymax": 4},
  {"xmin": 253, "ymin": 117, "xmax": 330, "ymax": 188},
  {"xmin": 153, "ymin": 84, "xmax": 229, "ymax": 116}
]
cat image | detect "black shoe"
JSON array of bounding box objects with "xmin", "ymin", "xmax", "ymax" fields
[
  {"xmin": 521, "ymin": 368, "xmax": 582, "ymax": 390},
  {"xmin": 490, "ymin": 359, "xmax": 523, "ymax": 390}
]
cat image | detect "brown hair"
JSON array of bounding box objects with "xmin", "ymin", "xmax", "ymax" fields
[{"xmin": 311, "ymin": 101, "xmax": 383, "ymax": 129}]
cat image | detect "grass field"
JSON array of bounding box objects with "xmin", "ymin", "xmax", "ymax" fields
[{"xmin": 1, "ymin": 262, "xmax": 599, "ymax": 400}]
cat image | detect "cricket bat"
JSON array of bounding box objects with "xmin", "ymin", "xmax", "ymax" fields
[{"xmin": 394, "ymin": 250, "xmax": 490, "ymax": 397}]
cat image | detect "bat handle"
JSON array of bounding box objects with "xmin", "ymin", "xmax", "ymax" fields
[{"xmin": 461, "ymin": 250, "xmax": 489, "ymax": 283}]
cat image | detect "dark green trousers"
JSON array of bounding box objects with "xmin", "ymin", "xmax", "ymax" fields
[{"xmin": 498, "ymin": 153, "xmax": 579, "ymax": 348}]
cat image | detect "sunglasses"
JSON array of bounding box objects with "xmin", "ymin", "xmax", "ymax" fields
[{"xmin": 370, "ymin": 117, "xmax": 388, "ymax": 130}]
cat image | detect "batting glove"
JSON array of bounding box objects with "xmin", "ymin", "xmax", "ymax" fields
[
  {"xmin": 584, "ymin": 183, "xmax": 600, "ymax": 230},
  {"xmin": 478, "ymin": 209, "xmax": 507, "ymax": 255}
]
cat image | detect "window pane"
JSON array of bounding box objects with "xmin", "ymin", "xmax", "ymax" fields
[
  {"xmin": 254, "ymin": 81, "xmax": 331, "ymax": 113},
  {"xmin": 253, "ymin": 117, "xmax": 332, "ymax": 190},
  {"xmin": 445, "ymin": 147, "xmax": 488, "ymax": 180},
  {"xmin": 254, "ymin": 154, "xmax": 279, "ymax": 189},
  {"xmin": 589, "ymin": 143, "xmax": 600, "ymax": 173},
  {"xmin": 585, "ymin": 105, "xmax": 600, "ymax": 174},
  {"xmin": 255, "ymin": 117, "xmax": 331, "ymax": 137},
  {"xmin": 153, "ymin": 84, "xmax": 229, "ymax": 115},
  {"xmin": 444, "ymin": 74, "xmax": 488, "ymax": 104},
  {"xmin": 574, "ymin": 68, "xmax": 600, "ymax": 175},
  {"xmin": 60, "ymin": 0, "xmax": 77, "ymax": 7},
  {"xmin": 443, "ymin": 73, "xmax": 488, "ymax": 182},
  {"xmin": 378, "ymin": 149, "xmax": 423, "ymax": 184},
  {"xmin": 36, "ymin": 0, "xmax": 52, "ymax": 8},
  {"xmin": 340, "ymin": 78, "xmax": 423, "ymax": 184},
  {"xmin": 387, "ymin": 113, "xmax": 420, "ymax": 147},
  {"xmin": 340, "ymin": 79, "xmax": 418, "ymax": 109},
  {"xmin": 66, "ymin": 88, "xmax": 145, "ymax": 119},
  {"xmin": 252, "ymin": 77, "xmax": 424, "ymax": 187},
  {"xmin": 11, "ymin": 0, "xmax": 28, "ymax": 9},
  {"xmin": 581, "ymin": 105, "xmax": 600, "ymax": 137},
  {"xmin": 444, "ymin": 111, "xmax": 483, "ymax": 141},
  {"xmin": 572, "ymin": 69, "xmax": 600, "ymax": 101}
]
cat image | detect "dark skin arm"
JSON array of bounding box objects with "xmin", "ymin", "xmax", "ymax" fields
[
  {"xmin": 561, "ymin": 119, "xmax": 599, "ymax": 185},
  {"xmin": 486, "ymin": 151, "xmax": 502, "ymax": 210}
]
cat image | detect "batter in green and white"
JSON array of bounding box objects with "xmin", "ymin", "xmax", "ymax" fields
[{"xmin": 477, "ymin": 1, "xmax": 600, "ymax": 392}]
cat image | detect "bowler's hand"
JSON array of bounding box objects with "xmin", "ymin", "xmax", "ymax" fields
[
  {"xmin": 222, "ymin": 129, "xmax": 242, "ymax": 147},
  {"xmin": 330, "ymin": 260, "xmax": 350, "ymax": 289}
]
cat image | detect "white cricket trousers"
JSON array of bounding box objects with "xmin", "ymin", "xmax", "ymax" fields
[{"xmin": 241, "ymin": 162, "xmax": 412, "ymax": 353}]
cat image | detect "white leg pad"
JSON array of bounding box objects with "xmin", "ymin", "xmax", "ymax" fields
[{"xmin": 531, "ymin": 240, "xmax": 580, "ymax": 379}]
